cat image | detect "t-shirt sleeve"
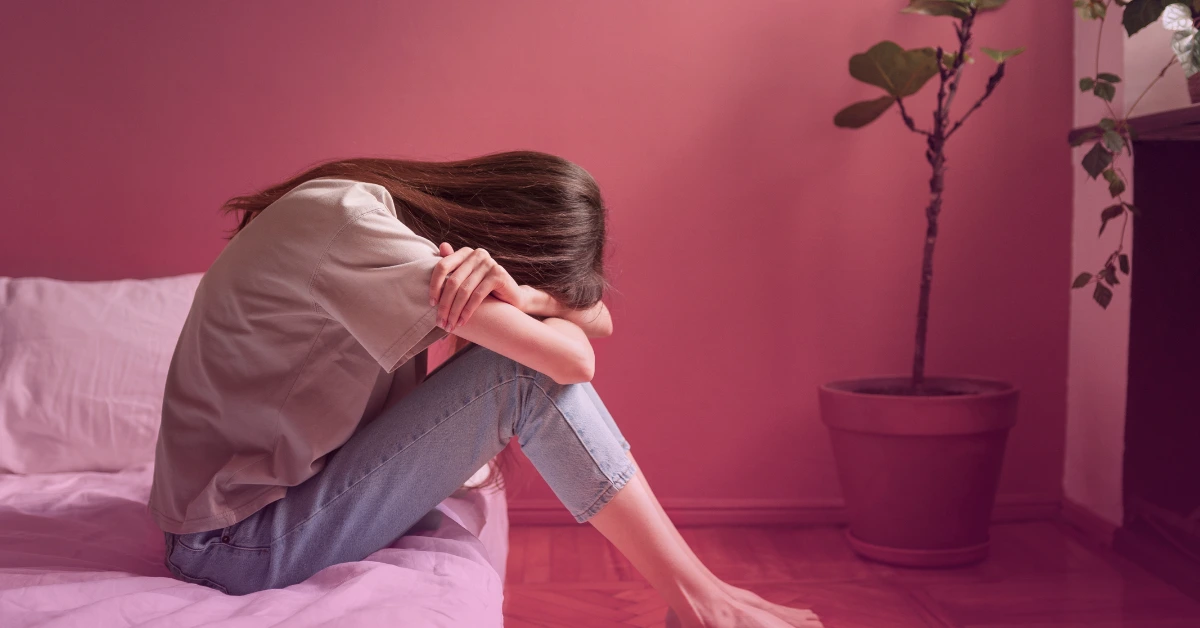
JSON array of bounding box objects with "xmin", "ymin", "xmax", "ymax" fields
[{"xmin": 310, "ymin": 207, "xmax": 449, "ymax": 373}]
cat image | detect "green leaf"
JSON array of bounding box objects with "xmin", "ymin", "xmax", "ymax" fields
[
  {"xmin": 1072, "ymin": 272, "xmax": 1094, "ymax": 288},
  {"xmin": 980, "ymin": 46, "xmax": 1026, "ymax": 63},
  {"xmin": 902, "ymin": 0, "xmax": 972, "ymax": 18},
  {"xmin": 1070, "ymin": 128, "xmax": 1102, "ymax": 147},
  {"xmin": 1119, "ymin": 254, "xmax": 1131, "ymax": 274},
  {"xmin": 834, "ymin": 96, "xmax": 897, "ymax": 128},
  {"xmin": 1102, "ymin": 168, "xmax": 1126, "ymax": 197},
  {"xmin": 1104, "ymin": 262, "xmax": 1123, "ymax": 284},
  {"xmin": 1093, "ymin": 81, "xmax": 1117, "ymax": 102},
  {"xmin": 1082, "ymin": 142, "xmax": 1113, "ymax": 178},
  {"xmin": 1171, "ymin": 30, "xmax": 1200, "ymax": 78},
  {"xmin": 1075, "ymin": 0, "xmax": 1107, "ymax": 19},
  {"xmin": 941, "ymin": 52, "xmax": 974, "ymax": 68},
  {"xmin": 1124, "ymin": 201, "xmax": 1143, "ymax": 217},
  {"xmin": 1093, "ymin": 282, "xmax": 1114, "ymax": 308},
  {"xmin": 1111, "ymin": 178, "xmax": 1128, "ymax": 197},
  {"xmin": 1080, "ymin": 77, "xmax": 1096, "ymax": 91},
  {"xmin": 976, "ymin": 0, "xmax": 1009, "ymax": 10},
  {"xmin": 849, "ymin": 42, "xmax": 940, "ymax": 98},
  {"xmin": 1189, "ymin": 35, "xmax": 1200, "ymax": 78},
  {"xmin": 1123, "ymin": 0, "xmax": 1174, "ymax": 36},
  {"xmin": 1161, "ymin": 2, "xmax": 1196, "ymax": 30},
  {"xmin": 1099, "ymin": 203, "xmax": 1125, "ymax": 235},
  {"xmin": 1097, "ymin": 72, "xmax": 1122, "ymax": 83},
  {"xmin": 1103, "ymin": 129, "xmax": 1126, "ymax": 153},
  {"xmin": 1099, "ymin": 117, "xmax": 1117, "ymax": 130}
]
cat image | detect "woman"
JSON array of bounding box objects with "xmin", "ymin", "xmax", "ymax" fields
[{"xmin": 148, "ymin": 151, "xmax": 821, "ymax": 628}]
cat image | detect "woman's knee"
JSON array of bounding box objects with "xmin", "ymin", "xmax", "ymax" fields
[
  {"xmin": 460, "ymin": 346, "xmax": 630, "ymax": 447},
  {"xmin": 574, "ymin": 381, "xmax": 631, "ymax": 452}
]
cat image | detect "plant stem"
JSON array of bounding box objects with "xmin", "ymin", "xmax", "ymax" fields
[
  {"xmin": 947, "ymin": 63, "xmax": 1006, "ymax": 138},
  {"xmin": 1092, "ymin": 6, "xmax": 1129, "ymax": 125},
  {"xmin": 912, "ymin": 8, "xmax": 976, "ymax": 391},
  {"xmin": 1125, "ymin": 54, "xmax": 1179, "ymax": 122},
  {"xmin": 897, "ymin": 97, "xmax": 930, "ymax": 135}
]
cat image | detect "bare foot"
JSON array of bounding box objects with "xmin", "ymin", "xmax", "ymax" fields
[
  {"xmin": 723, "ymin": 584, "xmax": 822, "ymax": 627},
  {"xmin": 666, "ymin": 598, "xmax": 817, "ymax": 628}
]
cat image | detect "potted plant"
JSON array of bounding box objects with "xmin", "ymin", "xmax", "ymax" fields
[
  {"xmin": 821, "ymin": 0, "xmax": 1024, "ymax": 567},
  {"xmin": 1162, "ymin": 3, "xmax": 1200, "ymax": 101}
]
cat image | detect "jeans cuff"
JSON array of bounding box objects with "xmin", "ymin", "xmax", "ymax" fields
[{"xmin": 571, "ymin": 460, "xmax": 638, "ymax": 523}]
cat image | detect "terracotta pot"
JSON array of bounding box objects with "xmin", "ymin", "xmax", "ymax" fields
[{"xmin": 818, "ymin": 376, "xmax": 1019, "ymax": 567}]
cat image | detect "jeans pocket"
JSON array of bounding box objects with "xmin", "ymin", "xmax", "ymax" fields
[
  {"xmin": 173, "ymin": 528, "xmax": 224, "ymax": 552},
  {"xmin": 217, "ymin": 518, "xmax": 273, "ymax": 552},
  {"xmin": 168, "ymin": 563, "xmax": 232, "ymax": 595},
  {"xmin": 167, "ymin": 531, "xmax": 272, "ymax": 595},
  {"xmin": 164, "ymin": 534, "xmax": 232, "ymax": 594}
]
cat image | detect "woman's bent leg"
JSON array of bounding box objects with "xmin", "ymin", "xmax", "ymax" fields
[
  {"xmin": 170, "ymin": 343, "xmax": 635, "ymax": 594},
  {"xmin": 169, "ymin": 345, "xmax": 820, "ymax": 625},
  {"xmin": 578, "ymin": 381, "xmax": 632, "ymax": 453},
  {"xmin": 577, "ymin": 381, "xmax": 822, "ymax": 627}
]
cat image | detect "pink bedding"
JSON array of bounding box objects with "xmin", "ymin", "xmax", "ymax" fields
[{"xmin": 0, "ymin": 464, "xmax": 508, "ymax": 627}]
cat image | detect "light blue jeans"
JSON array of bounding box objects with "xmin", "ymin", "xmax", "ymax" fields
[{"xmin": 162, "ymin": 343, "xmax": 634, "ymax": 595}]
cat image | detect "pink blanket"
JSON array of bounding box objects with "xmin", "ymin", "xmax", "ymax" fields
[{"xmin": 0, "ymin": 464, "xmax": 507, "ymax": 627}]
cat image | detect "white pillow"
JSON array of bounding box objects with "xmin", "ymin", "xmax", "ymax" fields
[{"xmin": 0, "ymin": 274, "xmax": 202, "ymax": 473}]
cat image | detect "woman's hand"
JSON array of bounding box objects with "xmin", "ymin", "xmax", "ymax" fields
[{"xmin": 429, "ymin": 243, "xmax": 524, "ymax": 332}]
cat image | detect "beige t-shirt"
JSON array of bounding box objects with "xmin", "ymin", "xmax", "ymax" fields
[{"xmin": 148, "ymin": 177, "xmax": 449, "ymax": 534}]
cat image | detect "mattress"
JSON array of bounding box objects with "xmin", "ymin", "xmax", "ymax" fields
[{"xmin": 0, "ymin": 463, "xmax": 508, "ymax": 627}]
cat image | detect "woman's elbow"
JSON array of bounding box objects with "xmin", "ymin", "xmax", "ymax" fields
[
  {"xmin": 589, "ymin": 315, "xmax": 613, "ymax": 339},
  {"xmin": 577, "ymin": 356, "xmax": 596, "ymax": 382},
  {"xmin": 552, "ymin": 353, "xmax": 595, "ymax": 385}
]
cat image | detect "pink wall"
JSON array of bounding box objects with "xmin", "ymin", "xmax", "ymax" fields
[{"xmin": 0, "ymin": 1, "xmax": 1075, "ymax": 520}]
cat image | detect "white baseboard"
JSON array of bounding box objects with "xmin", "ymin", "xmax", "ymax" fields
[
  {"xmin": 507, "ymin": 493, "xmax": 1063, "ymax": 526},
  {"xmin": 1060, "ymin": 498, "xmax": 1119, "ymax": 548}
]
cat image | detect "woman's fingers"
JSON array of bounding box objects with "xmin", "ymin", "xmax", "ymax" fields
[
  {"xmin": 489, "ymin": 268, "xmax": 524, "ymax": 307},
  {"xmin": 437, "ymin": 257, "xmax": 479, "ymax": 328},
  {"xmin": 429, "ymin": 245, "xmax": 473, "ymax": 308},
  {"xmin": 446, "ymin": 251, "xmax": 496, "ymax": 330},
  {"xmin": 429, "ymin": 244, "xmax": 519, "ymax": 331},
  {"xmin": 458, "ymin": 272, "xmax": 504, "ymax": 328}
]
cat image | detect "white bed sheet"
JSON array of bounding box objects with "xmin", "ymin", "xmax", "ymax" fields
[{"xmin": 0, "ymin": 463, "xmax": 508, "ymax": 627}]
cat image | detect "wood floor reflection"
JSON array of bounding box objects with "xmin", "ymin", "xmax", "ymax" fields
[{"xmin": 503, "ymin": 522, "xmax": 1200, "ymax": 627}]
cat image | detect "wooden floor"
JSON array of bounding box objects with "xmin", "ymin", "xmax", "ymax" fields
[{"xmin": 503, "ymin": 522, "xmax": 1200, "ymax": 627}]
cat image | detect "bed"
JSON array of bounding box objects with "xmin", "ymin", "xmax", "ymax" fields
[{"xmin": 0, "ymin": 273, "xmax": 508, "ymax": 627}]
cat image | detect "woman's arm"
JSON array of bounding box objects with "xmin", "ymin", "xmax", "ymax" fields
[
  {"xmin": 446, "ymin": 295, "xmax": 595, "ymax": 385},
  {"xmin": 518, "ymin": 286, "xmax": 613, "ymax": 339}
]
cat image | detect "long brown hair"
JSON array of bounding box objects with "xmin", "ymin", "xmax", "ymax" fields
[{"xmin": 221, "ymin": 151, "xmax": 612, "ymax": 492}]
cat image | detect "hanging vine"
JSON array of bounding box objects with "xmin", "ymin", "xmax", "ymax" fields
[{"xmin": 1070, "ymin": 0, "xmax": 1198, "ymax": 308}]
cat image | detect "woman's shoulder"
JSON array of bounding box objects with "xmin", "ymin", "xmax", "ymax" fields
[{"xmin": 276, "ymin": 176, "xmax": 398, "ymax": 223}]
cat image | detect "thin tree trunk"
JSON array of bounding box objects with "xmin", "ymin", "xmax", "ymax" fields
[
  {"xmin": 912, "ymin": 152, "xmax": 944, "ymax": 390},
  {"xmin": 913, "ymin": 13, "xmax": 973, "ymax": 392}
]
